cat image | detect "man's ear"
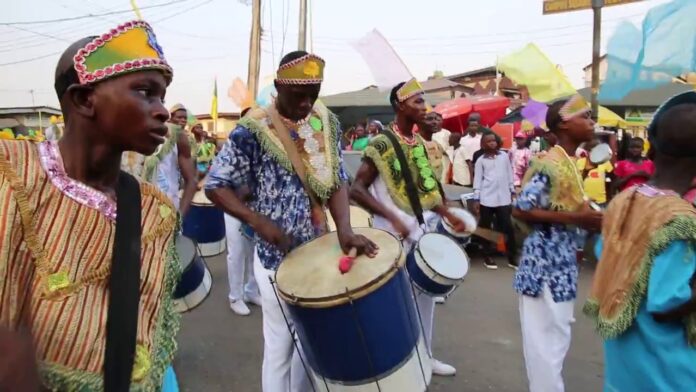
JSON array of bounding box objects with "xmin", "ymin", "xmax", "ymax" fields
[{"xmin": 66, "ymin": 84, "xmax": 95, "ymax": 118}]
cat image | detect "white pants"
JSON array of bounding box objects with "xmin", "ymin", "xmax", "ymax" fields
[
  {"xmin": 254, "ymin": 252, "xmax": 311, "ymax": 392},
  {"xmin": 519, "ymin": 286, "xmax": 575, "ymax": 392},
  {"xmin": 415, "ymin": 290, "xmax": 435, "ymax": 357},
  {"xmin": 225, "ymin": 214, "xmax": 259, "ymax": 302}
]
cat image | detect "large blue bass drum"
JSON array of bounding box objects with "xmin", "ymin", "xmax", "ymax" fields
[{"xmin": 275, "ymin": 228, "xmax": 432, "ymax": 391}]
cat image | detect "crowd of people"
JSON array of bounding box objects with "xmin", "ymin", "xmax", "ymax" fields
[{"xmin": 1, "ymin": 18, "xmax": 696, "ymax": 392}]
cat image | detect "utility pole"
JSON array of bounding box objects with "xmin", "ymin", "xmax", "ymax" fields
[
  {"xmin": 247, "ymin": 0, "xmax": 262, "ymax": 104},
  {"xmin": 298, "ymin": 0, "xmax": 308, "ymax": 51},
  {"xmin": 590, "ymin": 0, "xmax": 603, "ymax": 122}
]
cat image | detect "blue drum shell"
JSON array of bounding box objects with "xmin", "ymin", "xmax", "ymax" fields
[
  {"xmin": 182, "ymin": 203, "xmax": 225, "ymax": 244},
  {"xmin": 287, "ymin": 268, "xmax": 420, "ymax": 385},
  {"xmin": 436, "ymin": 221, "xmax": 471, "ymax": 247},
  {"xmin": 174, "ymin": 251, "xmax": 207, "ymax": 299},
  {"xmin": 406, "ymin": 246, "xmax": 455, "ymax": 296}
]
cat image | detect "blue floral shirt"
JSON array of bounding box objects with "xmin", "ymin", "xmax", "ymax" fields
[
  {"xmin": 205, "ymin": 124, "xmax": 349, "ymax": 270},
  {"xmin": 513, "ymin": 173, "xmax": 586, "ymax": 302}
]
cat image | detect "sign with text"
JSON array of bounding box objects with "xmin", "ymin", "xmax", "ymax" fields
[{"xmin": 543, "ymin": 0, "xmax": 642, "ymax": 14}]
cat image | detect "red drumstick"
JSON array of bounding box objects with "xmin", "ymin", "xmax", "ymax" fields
[{"xmin": 338, "ymin": 247, "xmax": 358, "ymax": 274}]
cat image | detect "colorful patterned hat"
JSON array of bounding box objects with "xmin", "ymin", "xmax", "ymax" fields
[
  {"xmin": 559, "ymin": 94, "xmax": 590, "ymax": 121},
  {"xmin": 72, "ymin": 20, "xmax": 172, "ymax": 85},
  {"xmin": 276, "ymin": 54, "xmax": 325, "ymax": 85},
  {"xmin": 396, "ymin": 78, "xmax": 425, "ymax": 103}
]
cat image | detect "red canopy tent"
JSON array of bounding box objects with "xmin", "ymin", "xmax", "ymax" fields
[{"xmin": 434, "ymin": 95, "xmax": 510, "ymax": 133}]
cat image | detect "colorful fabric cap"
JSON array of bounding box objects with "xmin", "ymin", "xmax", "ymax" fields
[
  {"xmin": 73, "ymin": 20, "xmax": 172, "ymax": 86},
  {"xmin": 648, "ymin": 90, "xmax": 696, "ymax": 157},
  {"xmin": 396, "ymin": 78, "xmax": 424, "ymax": 103},
  {"xmin": 559, "ymin": 94, "xmax": 590, "ymax": 121},
  {"xmin": 276, "ymin": 54, "xmax": 325, "ymax": 85}
]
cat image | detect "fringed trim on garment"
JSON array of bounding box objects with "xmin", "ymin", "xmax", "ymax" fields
[
  {"xmin": 141, "ymin": 183, "xmax": 178, "ymax": 245},
  {"xmin": 239, "ymin": 112, "xmax": 343, "ymax": 202},
  {"xmin": 583, "ymin": 216, "xmax": 696, "ymax": 346}
]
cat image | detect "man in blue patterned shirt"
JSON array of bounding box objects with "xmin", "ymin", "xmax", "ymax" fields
[
  {"xmin": 206, "ymin": 51, "xmax": 377, "ymax": 392},
  {"xmin": 512, "ymin": 96, "xmax": 602, "ymax": 392}
]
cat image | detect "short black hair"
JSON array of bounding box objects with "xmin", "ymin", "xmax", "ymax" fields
[
  {"xmin": 546, "ymin": 99, "xmax": 569, "ymax": 132},
  {"xmin": 654, "ymin": 103, "xmax": 696, "ymax": 157},
  {"xmin": 279, "ymin": 50, "xmax": 309, "ymax": 67},
  {"xmin": 390, "ymin": 82, "xmax": 406, "ymax": 112}
]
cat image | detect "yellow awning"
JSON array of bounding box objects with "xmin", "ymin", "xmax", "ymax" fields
[{"xmin": 598, "ymin": 106, "xmax": 627, "ymax": 128}]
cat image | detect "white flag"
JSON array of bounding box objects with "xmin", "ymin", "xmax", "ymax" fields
[{"xmin": 351, "ymin": 29, "xmax": 412, "ymax": 91}]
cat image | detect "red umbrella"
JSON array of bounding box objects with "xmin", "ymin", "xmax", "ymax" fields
[{"xmin": 435, "ymin": 95, "xmax": 510, "ymax": 133}]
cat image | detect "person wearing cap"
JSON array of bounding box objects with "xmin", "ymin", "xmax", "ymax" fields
[
  {"xmin": 0, "ymin": 21, "xmax": 180, "ymax": 391},
  {"xmin": 206, "ymin": 51, "xmax": 377, "ymax": 391},
  {"xmin": 350, "ymin": 78, "xmax": 469, "ymax": 377},
  {"xmin": 509, "ymin": 131, "xmax": 532, "ymax": 191},
  {"xmin": 512, "ymin": 95, "xmax": 603, "ymax": 392},
  {"xmin": 585, "ymin": 91, "xmax": 696, "ymax": 391}
]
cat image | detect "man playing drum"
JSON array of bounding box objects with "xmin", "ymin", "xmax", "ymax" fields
[
  {"xmin": 350, "ymin": 78, "xmax": 468, "ymax": 377},
  {"xmin": 205, "ymin": 51, "xmax": 377, "ymax": 392}
]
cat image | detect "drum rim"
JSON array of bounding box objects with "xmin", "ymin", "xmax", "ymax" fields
[
  {"xmin": 276, "ymin": 229, "xmax": 405, "ymax": 308},
  {"xmin": 415, "ymin": 232, "xmax": 469, "ymax": 280}
]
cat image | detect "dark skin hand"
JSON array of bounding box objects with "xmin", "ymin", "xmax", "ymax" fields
[
  {"xmin": 0, "ymin": 327, "xmax": 40, "ymax": 391},
  {"xmin": 327, "ymin": 184, "xmax": 379, "ymax": 257},
  {"xmin": 350, "ymin": 159, "xmax": 468, "ymax": 238},
  {"xmin": 176, "ymin": 130, "xmax": 197, "ymax": 218}
]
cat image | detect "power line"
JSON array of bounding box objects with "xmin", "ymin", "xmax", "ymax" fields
[
  {"xmin": 0, "ymin": 0, "xmax": 192, "ymax": 26},
  {"xmin": 0, "ymin": 51, "xmax": 62, "ymax": 66},
  {"xmin": 152, "ymin": 0, "xmax": 216, "ymax": 23}
]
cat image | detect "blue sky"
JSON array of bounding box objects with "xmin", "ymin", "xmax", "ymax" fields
[{"xmin": 0, "ymin": 0, "xmax": 669, "ymax": 114}]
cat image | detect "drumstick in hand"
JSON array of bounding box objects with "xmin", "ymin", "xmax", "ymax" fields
[{"xmin": 338, "ymin": 247, "xmax": 358, "ymax": 274}]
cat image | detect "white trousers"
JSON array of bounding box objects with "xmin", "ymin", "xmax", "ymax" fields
[
  {"xmin": 415, "ymin": 290, "xmax": 435, "ymax": 357},
  {"xmin": 254, "ymin": 252, "xmax": 311, "ymax": 392},
  {"xmin": 519, "ymin": 286, "xmax": 575, "ymax": 392},
  {"xmin": 225, "ymin": 214, "xmax": 259, "ymax": 302}
]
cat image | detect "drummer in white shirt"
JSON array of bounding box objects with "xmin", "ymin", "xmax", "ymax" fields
[{"xmin": 351, "ymin": 79, "xmax": 468, "ymax": 377}]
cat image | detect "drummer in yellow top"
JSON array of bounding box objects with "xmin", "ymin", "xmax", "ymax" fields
[
  {"xmin": 205, "ymin": 51, "xmax": 377, "ymax": 392},
  {"xmin": 350, "ymin": 78, "xmax": 468, "ymax": 377}
]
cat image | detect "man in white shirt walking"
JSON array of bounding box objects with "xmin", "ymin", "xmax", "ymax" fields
[{"xmin": 453, "ymin": 113, "xmax": 484, "ymax": 186}]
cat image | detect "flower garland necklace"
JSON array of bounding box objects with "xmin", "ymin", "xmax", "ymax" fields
[{"xmin": 554, "ymin": 145, "xmax": 589, "ymax": 202}]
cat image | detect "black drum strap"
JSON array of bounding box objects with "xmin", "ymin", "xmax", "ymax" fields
[
  {"xmin": 381, "ymin": 130, "xmax": 426, "ymax": 226},
  {"xmin": 104, "ymin": 171, "xmax": 142, "ymax": 392}
]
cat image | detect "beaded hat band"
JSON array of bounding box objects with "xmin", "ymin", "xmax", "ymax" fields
[
  {"xmin": 275, "ymin": 54, "xmax": 325, "ymax": 85},
  {"xmin": 559, "ymin": 94, "xmax": 591, "ymax": 121},
  {"xmin": 73, "ymin": 20, "xmax": 172, "ymax": 86},
  {"xmin": 396, "ymin": 78, "xmax": 425, "ymax": 103}
]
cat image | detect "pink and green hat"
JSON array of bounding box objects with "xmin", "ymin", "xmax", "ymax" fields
[{"xmin": 73, "ymin": 20, "xmax": 172, "ymax": 85}]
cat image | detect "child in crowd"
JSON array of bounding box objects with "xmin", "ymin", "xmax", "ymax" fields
[
  {"xmin": 509, "ymin": 131, "xmax": 532, "ymax": 191},
  {"xmin": 473, "ymin": 133, "xmax": 517, "ymax": 269},
  {"xmin": 613, "ymin": 137, "xmax": 655, "ymax": 193}
]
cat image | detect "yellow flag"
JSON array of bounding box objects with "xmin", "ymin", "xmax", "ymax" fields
[
  {"xmin": 498, "ymin": 43, "xmax": 576, "ymax": 103},
  {"xmin": 211, "ymin": 78, "xmax": 218, "ymax": 134}
]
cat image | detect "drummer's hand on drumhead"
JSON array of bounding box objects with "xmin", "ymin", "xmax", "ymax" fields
[
  {"xmin": 389, "ymin": 218, "xmax": 411, "ymax": 241},
  {"xmin": 338, "ymin": 231, "xmax": 379, "ymax": 258},
  {"xmin": 444, "ymin": 212, "xmax": 469, "ymax": 234}
]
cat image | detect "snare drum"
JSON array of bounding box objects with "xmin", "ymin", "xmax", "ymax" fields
[
  {"xmin": 406, "ymin": 233, "xmax": 469, "ymax": 297},
  {"xmin": 276, "ymin": 228, "xmax": 431, "ymax": 391},
  {"xmin": 326, "ymin": 205, "xmax": 373, "ymax": 232},
  {"xmin": 436, "ymin": 207, "xmax": 478, "ymax": 245},
  {"xmin": 173, "ymin": 236, "xmax": 213, "ymax": 312},
  {"xmin": 182, "ymin": 191, "xmax": 226, "ymax": 256}
]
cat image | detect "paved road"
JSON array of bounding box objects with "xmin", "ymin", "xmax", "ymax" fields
[{"xmin": 174, "ymin": 254, "xmax": 604, "ymax": 391}]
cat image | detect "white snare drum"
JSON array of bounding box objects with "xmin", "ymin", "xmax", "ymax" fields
[
  {"xmin": 406, "ymin": 233, "xmax": 470, "ymax": 296},
  {"xmin": 326, "ymin": 205, "xmax": 373, "ymax": 232},
  {"xmin": 437, "ymin": 207, "xmax": 478, "ymax": 245}
]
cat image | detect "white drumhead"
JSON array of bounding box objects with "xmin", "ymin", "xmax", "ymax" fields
[
  {"xmin": 443, "ymin": 208, "xmax": 478, "ymax": 238},
  {"xmin": 326, "ymin": 206, "xmax": 372, "ymax": 232},
  {"xmin": 417, "ymin": 233, "xmax": 469, "ymax": 280},
  {"xmin": 176, "ymin": 236, "xmax": 196, "ymax": 270},
  {"xmin": 589, "ymin": 143, "xmax": 612, "ymax": 164},
  {"xmin": 275, "ymin": 228, "xmax": 403, "ymax": 306}
]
